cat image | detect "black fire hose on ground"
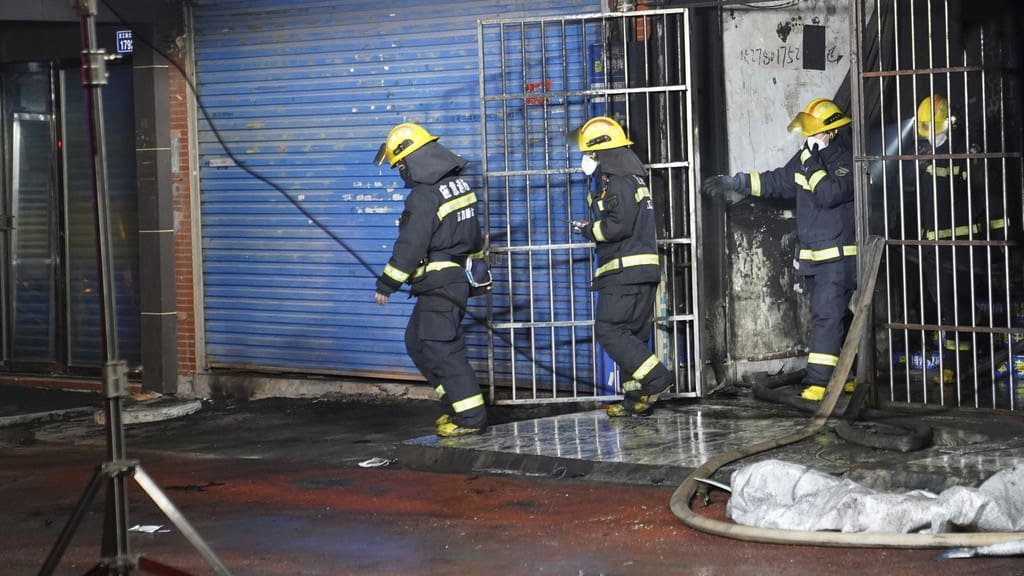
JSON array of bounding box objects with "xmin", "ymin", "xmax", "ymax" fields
[
  {"xmin": 743, "ymin": 282, "xmax": 933, "ymax": 453},
  {"xmin": 669, "ymin": 236, "xmax": 1024, "ymax": 548},
  {"xmin": 749, "ymin": 377, "xmax": 933, "ymax": 453},
  {"xmin": 751, "ymin": 316, "xmax": 1024, "ymax": 453},
  {"xmin": 832, "ymin": 361, "xmax": 934, "ymax": 452}
]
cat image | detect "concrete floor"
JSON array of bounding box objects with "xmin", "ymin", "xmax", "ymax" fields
[{"xmin": 2, "ymin": 386, "xmax": 1024, "ymax": 575}]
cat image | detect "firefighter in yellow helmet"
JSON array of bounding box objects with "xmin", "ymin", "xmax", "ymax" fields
[
  {"xmin": 916, "ymin": 94, "xmax": 952, "ymax": 144},
  {"xmin": 373, "ymin": 122, "xmax": 487, "ymax": 437},
  {"xmin": 912, "ymin": 94, "xmax": 993, "ymax": 381},
  {"xmin": 702, "ymin": 98, "xmax": 857, "ymax": 401},
  {"xmin": 573, "ymin": 116, "xmax": 673, "ymax": 417}
]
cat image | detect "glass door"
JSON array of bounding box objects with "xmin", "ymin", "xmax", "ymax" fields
[
  {"xmin": 0, "ymin": 62, "xmax": 140, "ymax": 374},
  {"xmin": 3, "ymin": 65, "xmax": 59, "ymax": 368},
  {"xmin": 60, "ymin": 66, "xmax": 140, "ymax": 369},
  {"xmin": 11, "ymin": 111, "xmax": 58, "ymax": 363}
]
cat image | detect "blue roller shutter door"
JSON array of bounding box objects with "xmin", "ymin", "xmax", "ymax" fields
[{"xmin": 193, "ymin": 0, "xmax": 596, "ymax": 376}]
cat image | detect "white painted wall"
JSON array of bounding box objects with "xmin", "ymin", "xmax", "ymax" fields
[{"xmin": 721, "ymin": 0, "xmax": 850, "ymax": 173}]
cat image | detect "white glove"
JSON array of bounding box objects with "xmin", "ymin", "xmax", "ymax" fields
[
  {"xmin": 806, "ymin": 134, "xmax": 829, "ymax": 151},
  {"xmin": 570, "ymin": 219, "xmax": 590, "ymax": 235}
]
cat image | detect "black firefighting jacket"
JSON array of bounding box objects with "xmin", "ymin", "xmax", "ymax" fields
[
  {"xmin": 742, "ymin": 131, "xmax": 856, "ymax": 276},
  {"xmin": 913, "ymin": 137, "xmax": 1007, "ymax": 242},
  {"xmin": 376, "ymin": 141, "xmax": 484, "ymax": 296},
  {"xmin": 577, "ymin": 147, "xmax": 661, "ymax": 290},
  {"xmin": 917, "ymin": 137, "xmax": 974, "ymax": 241}
]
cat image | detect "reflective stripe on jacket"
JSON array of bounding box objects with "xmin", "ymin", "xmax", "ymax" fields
[
  {"xmin": 376, "ymin": 176, "xmax": 484, "ymax": 296},
  {"xmin": 583, "ymin": 173, "xmax": 661, "ymax": 288},
  {"xmin": 747, "ymin": 133, "xmax": 856, "ymax": 273}
]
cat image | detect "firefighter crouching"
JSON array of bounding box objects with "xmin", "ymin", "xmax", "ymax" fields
[
  {"xmin": 703, "ymin": 98, "xmax": 858, "ymax": 400},
  {"xmin": 373, "ymin": 122, "xmax": 487, "ymax": 437},
  {"xmin": 572, "ymin": 116, "xmax": 674, "ymax": 417}
]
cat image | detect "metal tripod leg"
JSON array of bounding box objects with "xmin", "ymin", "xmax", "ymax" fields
[
  {"xmin": 40, "ymin": 2, "xmax": 233, "ymax": 574},
  {"xmin": 38, "ymin": 457, "xmax": 233, "ymax": 576},
  {"xmin": 39, "ymin": 465, "xmax": 109, "ymax": 575},
  {"xmin": 133, "ymin": 466, "xmax": 232, "ymax": 574}
]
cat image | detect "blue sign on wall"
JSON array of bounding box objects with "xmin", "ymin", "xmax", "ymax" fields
[{"xmin": 116, "ymin": 30, "xmax": 133, "ymax": 54}]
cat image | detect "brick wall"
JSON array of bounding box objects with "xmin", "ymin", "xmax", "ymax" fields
[{"xmin": 168, "ymin": 50, "xmax": 197, "ymax": 382}]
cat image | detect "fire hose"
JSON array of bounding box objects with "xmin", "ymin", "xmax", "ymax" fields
[{"xmin": 669, "ymin": 236, "xmax": 1024, "ymax": 549}]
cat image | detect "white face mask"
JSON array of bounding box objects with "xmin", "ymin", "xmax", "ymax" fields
[
  {"xmin": 930, "ymin": 132, "xmax": 948, "ymax": 149},
  {"xmin": 806, "ymin": 134, "xmax": 829, "ymax": 151},
  {"xmin": 581, "ymin": 154, "xmax": 599, "ymax": 176}
]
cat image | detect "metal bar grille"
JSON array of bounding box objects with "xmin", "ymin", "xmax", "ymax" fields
[
  {"xmin": 853, "ymin": 0, "xmax": 1023, "ymax": 410},
  {"xmin": 478, "ymin": 7, "xmax": 701, "ymax": 404}
]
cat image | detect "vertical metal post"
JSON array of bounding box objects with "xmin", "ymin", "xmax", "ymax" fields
[
  {"xmin": 848, "ymin": 0, "xmax": 877, "ymax": 403},
  {"xmin": 76, "ymin": 0, "xmax": 119, "ymax": 362},
  {"xmin": 41, "ymin": 3, "xmax": 232, "ymax": 574},
  {"xmin": 73, "ymin": 0, "xmax": 134, "ymax": 569},
  {"xmin": 475, "ymin": 19, "xmax": 495, "ymax": 405}
]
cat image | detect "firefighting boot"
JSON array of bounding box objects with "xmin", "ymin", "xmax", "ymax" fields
[
  {"xmin": 800, "ymin": 379, "xmax": 858, "ymax": 401},
  {"xmin": 436, "ymin": 420, "xmax": 484, "ymax": 437},
  {"xmin": 930, "ymin": 368, "xmax": 956, "ymax": 385},
  {"xmin": 606, "ymin": 396, "xmax": 653, "ymax": 417},
  {"xmin": 606, "ymin": 393, "xmax": 651, "ymax": 417},
  {"xmin": 637, "ymin": 370, "xmax": 674, "ymax": 405},
  {"xmin": 800, "ymin": 385, "xmax": 826, "ymax": 401},
  {"xmin": 607, "ymin": 371, "xmax": 674, "ymax": 417}
]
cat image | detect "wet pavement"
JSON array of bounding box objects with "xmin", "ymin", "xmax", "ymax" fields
[
  {"xmin": 402, "ymin": 393, "xmax": 1024, "ymax": 493},
  {"xmin": 1, "ymin": 382, "xmax": 1023, "ymax": 575},
  {"xmin": 0, "ymin": 385, "xmax": 101, "ymax": 427}
]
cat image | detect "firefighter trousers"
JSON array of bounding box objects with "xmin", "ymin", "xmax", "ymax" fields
[
  {"xmin": 406, "ymin": 282, "xmax": 487, "ymax": 428},
  {"xmin": 593, "ymin": 283, "xmax": 670, "ymax": 396},
  {"xmin": 804, "ymin": 266, "xmax": 856, "ymax": 385},
  {"xmin": 921, "ymin": 245, "xmax": 981, "ymax": 355}
]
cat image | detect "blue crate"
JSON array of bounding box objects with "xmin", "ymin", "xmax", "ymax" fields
[
  {"xmin": 993, "ymin": 355, "xmax": 1024, "ymax": 379},
  {"xmin": 911, "ymin": 351, "xmax": 941, "ymax": 370},
  {"xmin": 893, "ymin": 350, "xmax": 941, "ymax": 370}
]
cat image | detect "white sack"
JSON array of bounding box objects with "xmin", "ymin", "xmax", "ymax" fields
[{"xmin": 727, "ymin": 459, "xmax": 1024, "ymax": 534}]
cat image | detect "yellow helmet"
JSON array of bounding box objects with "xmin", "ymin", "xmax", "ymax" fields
[
  {"xmin": 917, "ymin": 94, "xmax": 951, "ymax": 139},
  {"xmin": 787, "ymin": 98, "xmax": 852, "ymax": 137},
  {"xmin": 577, "ymin": 116, "xmax": 633, "ymax": 152},
  {"xmin": 375, "ymin": 122, "xmax": 438, "ymax": 167}
]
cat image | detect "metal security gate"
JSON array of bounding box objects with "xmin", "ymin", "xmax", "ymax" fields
[
  {"xmin": 478, "ymin": 8, "xmax": 701, "ymax": 403},
  {"xmin": 851, "ymin": 0, "xmax": 1023, "ymax": 409}
]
